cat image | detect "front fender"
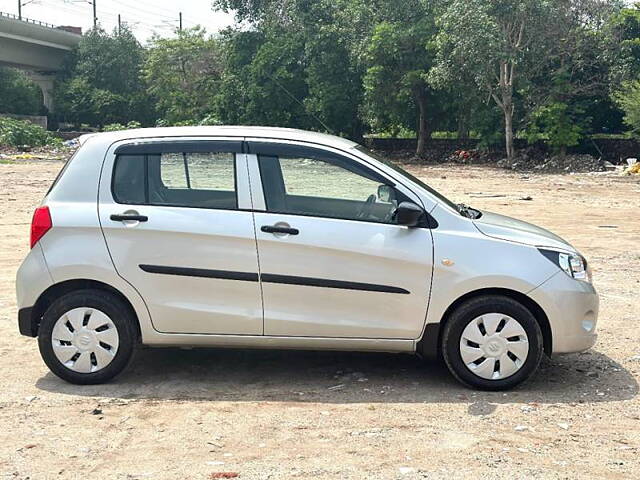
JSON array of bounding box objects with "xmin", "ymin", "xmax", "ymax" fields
[{"xmin": 421, "ymin": 227, "xmax": 558, "ymax": 338}]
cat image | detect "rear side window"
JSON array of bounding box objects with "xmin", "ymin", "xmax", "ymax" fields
[
  {"xmin": 112, "ymin": 155, "xmax": 146, "ymax": 204},
  {"xmin": 112, "ymin": 151, "xmax": 237, "ymax": 210}
]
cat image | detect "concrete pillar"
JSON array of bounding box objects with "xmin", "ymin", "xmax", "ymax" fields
[{"xmin": 26, "ymin": 72, "xmax": 56, "ymax": 113}]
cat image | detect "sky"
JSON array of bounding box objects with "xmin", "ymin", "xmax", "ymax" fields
[{"xmin": 0, "ymin": 0, "xmax": 236, "ymax": 43}]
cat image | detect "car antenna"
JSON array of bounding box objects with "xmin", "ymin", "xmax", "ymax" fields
[{"xmin": 266, "ymin": 73, "xmax": 337, "ymax": 135}]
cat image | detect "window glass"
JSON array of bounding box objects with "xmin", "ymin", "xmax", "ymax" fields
[
  {"xmin": 160, "ymin": 153, "xmax": 188, "ymax": 188},
  {"xmin": 354, "ymin": 145, "xmax": 459, "ymax": 212},
  {"xmin": 112, "ymin": 155, "xmax": 145, "ymax": 204},
  {"xmin": 187, "ymin": 152, "xmax": 235, "ymax": 191},
  {"xmin": 280, "ymin": 157, "xmax": 381, "ymax": 201},
  {"xmin": 113, "ymin": 151, "xmax": 237, "ymax": 210},
  {"xmin": 260, "ymin": 154, "xmax": 404, "ymax": 224}
]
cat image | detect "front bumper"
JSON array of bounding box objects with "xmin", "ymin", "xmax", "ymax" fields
[{"xmin": 528, "ymin": 271, "xmax": 599, "ymax": 354}]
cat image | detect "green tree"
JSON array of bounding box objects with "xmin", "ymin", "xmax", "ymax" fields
[
  {"xmin": 613, "ymin": 79, "xmax": 640, "ymax": 136},
  {"xmin": 213, "ymin": 0, "xmax": 367, "ymax": 139},
  {"xmin": 55, "ymin": 25, "xmax": 151, "ymax": 127},
  {"xmin": 607, "ymin": 3, "xmax": 640, "ymax": 78},
  {"xmin": 363, "ymin": 2, "xmax": 437, "ymax": 156},
  {"xmin": 605, "ymin": 3, "xmax": 640, "ymax": 135},
  {"xmin": 303, "ymin": 22, "xmax": 365, "ymax": 139},
  {"xmin": 144, "ymin": 27, "xmax": 224, "ymax": 125},
  {"xmin": 432, "ymin": 0, "xmax": 556, "ymax": 160},
  {"xmin": 55, "ymin": 76, "xmax": 129, "ymax": 126},
  {"xmin": 522, "ymin": 102, "xmax": 585, "ymax": 155},
  {"xmin": 524, "ymin": 1, "xmax": 622, "ymax": 139},
  {"xmin": 213, "ymin": 30, "xmax": 263, "ymax": 125},
  {"xmin": 0, "ymin": 67, "xmax": 42, "ymax": 115}
]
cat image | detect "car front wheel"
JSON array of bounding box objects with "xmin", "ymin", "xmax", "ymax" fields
[{"xmin": 442, "ymin": 295, "xmax": 544, "ymax": 391}]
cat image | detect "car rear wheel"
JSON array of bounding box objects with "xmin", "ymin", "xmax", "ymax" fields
[
  {"xmin": 38, "ymin": 289, "xmax": 136, "ymax": 384},
  {"xmin": 442, "ymin": 295, "xmax": 544, "ymax": 391}
]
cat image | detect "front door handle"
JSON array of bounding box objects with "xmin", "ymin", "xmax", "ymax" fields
[
  {"xmin": 261, "ymin": 225, "xmax": 299, "ymax": 235},
  {"xmin": 110, "ymin": 214, "xmax": 148, "ymax": 222}
]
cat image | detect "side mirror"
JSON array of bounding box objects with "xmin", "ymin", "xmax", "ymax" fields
[{"xmin": 394, "ymin": 201, "xmax": 424, "ymax": 227}]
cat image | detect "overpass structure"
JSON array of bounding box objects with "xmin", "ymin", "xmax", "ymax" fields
[{"xmin": 0, "ymin": 12, "xmax": 81, "ymax": 112}]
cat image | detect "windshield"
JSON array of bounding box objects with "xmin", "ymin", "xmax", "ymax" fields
[{"xmin": 354, "ymin": 145, "xmax": 460, "ymax": 212}]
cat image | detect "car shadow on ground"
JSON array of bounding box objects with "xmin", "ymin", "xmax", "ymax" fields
[{"xmin": 36, "ymin": 347, "xmax": 638, "ymax": 406}]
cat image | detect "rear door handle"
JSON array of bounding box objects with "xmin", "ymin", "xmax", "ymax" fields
[
  {"xmin": 110, "ymin": 214, "xmax": 148, "ymax": 222},
  {"xmin": 261, "ymin": 225, "xmax": 299, "ymax": 235}
]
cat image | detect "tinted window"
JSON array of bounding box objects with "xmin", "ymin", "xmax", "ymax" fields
[
  {"xmin": 112, "ymin": 155, "xmax": 146, "ymax": 204},
  {"xmin": 259, "ymin": 153, "xmax": 407, "ymax": 224},
  {"xmin": 113, "ymin": 151, "xmax": 237, "ymax": 210}
]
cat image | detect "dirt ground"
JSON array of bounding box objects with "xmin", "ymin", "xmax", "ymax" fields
[{"xmin": 0, "ymin": 158, "xmax": 639, "ymax": 480}]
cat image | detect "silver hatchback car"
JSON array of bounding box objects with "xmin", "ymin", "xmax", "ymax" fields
[{"xmin": 16, "ymin": 126, "xmax": 598, "ymax": 390}]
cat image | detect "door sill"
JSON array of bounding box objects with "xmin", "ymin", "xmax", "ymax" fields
[{"xmin": 142, "ymin": 333, "xmax": 415, "ymax": 353}]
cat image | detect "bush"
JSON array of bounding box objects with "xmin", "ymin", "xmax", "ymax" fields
[
  {"xmin": 522, "ymin": 102, "xmax": 585, "ymax": 155},
  {"xmin": 154, "ymin": 115, "xmax": 222, "ymax": 128},
  {"xmin": 103, "ymin": 121, "xmax": 142, "ymax": 132},
  {"xmin": 368, "ymin": 126, "xmax": 417, "ymax": 139},
  {"xmin": 0, "ymin": 117, "xmax": 60, "ymax": 147},
  {"xmin": 155, "ymin": 118, "xmax": 197, "ymax": 127},
  {"xmin": 199, "ymin": 114, "xmax": 222, "ymax": 126}
]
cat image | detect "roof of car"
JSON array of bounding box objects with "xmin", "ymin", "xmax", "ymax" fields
[{"xmin": 79, "ymin": 126, "xmax": 359, "ymax": 151}]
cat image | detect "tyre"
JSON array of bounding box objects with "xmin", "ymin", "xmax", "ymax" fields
[
  {"xmin": 38, "ymin": 289, "xmax": 137, "ymax": 385},
  {"xmin": 441, "ymin": 295, "xmax": 543, "ymax": 391}
]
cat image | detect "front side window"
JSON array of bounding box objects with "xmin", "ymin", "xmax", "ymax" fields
[
  {"xmin": 259, "ymin": 151, "xmax": 407, "ymax": 224},
  {"xmin": 113, "ymin": 151, "xmax": 237, "ymax": 210},
  {"xmin": 280, "ymin": 157, "xmax": 382, "ymax": 201}
]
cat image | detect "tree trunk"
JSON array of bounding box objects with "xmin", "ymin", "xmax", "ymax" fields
[
  {"xmin": 559, "ymin": 144, "xmax": 567, "ymax": 158},
  {"xmin": 492, "ymin": 60, "xmax": 516, "ymax": 161},
  {"xmin": 415, "ymin": 89, "xmax": 429, "ymax": 157},
  {"xmin": 503, "ymin": 101, "xmax": 514, "ymax": 161},
  {"xmin": 457, "ymin": 110, "xmax": 470, "ymax": 141}
]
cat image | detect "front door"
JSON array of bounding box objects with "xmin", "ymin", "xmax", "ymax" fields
[
  {"xmin": 249, "ymin": 142, "xmax": 433, "ymax": 339},
  {"xmin": 98, "ymin": 140, "xmax": 263, "ymax": 335}
]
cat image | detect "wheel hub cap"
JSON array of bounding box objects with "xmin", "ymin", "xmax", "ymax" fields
[
  {"xmin": 459, "ymin": 313, "xmax": 529, "ymax": 381},
  {"xmin": 51, "ymin": 308, "xmax": 119, "ymax": 373},
  {"xmin": 482, "ymin": 335, "xmax": 507, "ymax": 357}
]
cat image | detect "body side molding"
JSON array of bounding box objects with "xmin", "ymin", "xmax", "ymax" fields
[{"xmin": 139, "ymin": 264, "xmax": 410, "ymax": 294}]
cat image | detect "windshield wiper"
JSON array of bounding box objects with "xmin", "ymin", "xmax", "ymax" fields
[{"xmin": 457, "ymin": 203, "xmax": 482, "ymax": 219}]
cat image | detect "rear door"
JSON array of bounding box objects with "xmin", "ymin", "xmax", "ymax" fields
[
  {"xmin": 98, "ymin": 139, "xmax": 263, "ymax": 335},
  {"xmin": 248, "ymin": 141, "xmax": 434, "ymax": 339}
]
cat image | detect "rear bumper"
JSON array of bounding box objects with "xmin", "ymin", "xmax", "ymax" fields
[
  {"xmin": 18, "ymin": 307, "xmax": 37, "ymax": 337},
  {"xmin": 16, "ymin": 244, "xmax": 53, "ymax": 338},
  {"xmin": 528, "ymin": 271, "xmax": 599, "ymax": 354}
]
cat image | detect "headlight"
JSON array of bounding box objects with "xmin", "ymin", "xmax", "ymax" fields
[{"xmin": 538, "ymin": 249, "xmax": 591, "ymax": 283}]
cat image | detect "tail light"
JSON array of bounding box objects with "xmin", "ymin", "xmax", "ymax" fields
[{"xmin": 30, "ymin": 206, "xmax": 52, "ymax": 249}]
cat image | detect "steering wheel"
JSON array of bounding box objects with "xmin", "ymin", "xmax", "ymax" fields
[{"xmin": 356, "ymin": 194, "xmax": 377, "ymax": 219}]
